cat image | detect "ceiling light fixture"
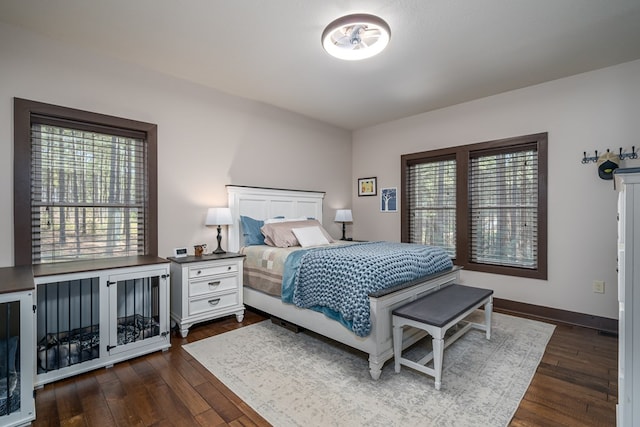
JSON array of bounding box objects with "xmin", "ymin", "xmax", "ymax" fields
[{"xmin": 321, "ymin": 13, "xmax": 391, "ymax": 61}]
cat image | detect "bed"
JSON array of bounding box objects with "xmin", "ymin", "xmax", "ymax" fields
[{"xmin": 227, "ymin": 185, "xmax": 460, "ymax": 380}]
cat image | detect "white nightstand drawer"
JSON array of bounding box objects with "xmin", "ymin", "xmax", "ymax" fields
[
  {"xmin": 188, "ymin": 292, "xmax": 239, "ymax": 316},
  {"xmin": 189, "ymin": 262, "xmax": 238, "ymax": 279},
  {"xmin": 189, "ymin": 274, "xmax": 238, "ymax": 297}
]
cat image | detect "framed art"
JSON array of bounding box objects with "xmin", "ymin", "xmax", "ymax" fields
[
  {"xmin": 380, "ymin": 187, "xmax": 398, "ymax": 212},
  {"xmin": 358, "ymin": 177, "xmax": 377, "ymax": 196}
]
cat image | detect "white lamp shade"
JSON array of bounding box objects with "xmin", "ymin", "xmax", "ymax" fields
[
  {"xmin": 205, "ymin": 207, "xmax": 233, "ymax": 226},
  {"xmin": 334, "ymin": 209, "xmax": 353, "ymax": 222}
]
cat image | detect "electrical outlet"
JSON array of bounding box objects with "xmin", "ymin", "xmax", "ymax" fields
[{"xmin": 593, "ymin": 280, "xmax": 605, "ymax": 293}]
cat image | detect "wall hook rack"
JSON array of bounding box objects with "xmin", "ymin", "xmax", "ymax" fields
[{"xmin": 581, "ymin": 146, "xmax": 638, "ymax": 164}]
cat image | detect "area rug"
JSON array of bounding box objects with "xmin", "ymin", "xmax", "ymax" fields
[{"xmin": 184, "ymin": 312, "xmax": 554, "ymax": 427}]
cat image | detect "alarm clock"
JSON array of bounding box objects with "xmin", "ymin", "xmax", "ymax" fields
[{"xmin": 173, "ymin": 247, "xmax": 188, "ymax": 258}]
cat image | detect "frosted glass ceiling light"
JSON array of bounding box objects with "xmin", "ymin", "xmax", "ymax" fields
[{"xmin": 322, "ymin": 14, "xmax": 391, "ymax": 60}]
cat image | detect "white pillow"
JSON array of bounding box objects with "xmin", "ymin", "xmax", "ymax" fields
[
  {"xmin": 264, "ymin": 216, "xmax": 309, "ymax": 224},
  {"xmin": 291, "ymin": 226, "xmax": 330, "ymax": 247}
]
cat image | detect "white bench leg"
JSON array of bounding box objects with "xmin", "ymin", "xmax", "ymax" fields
[
  {"xmin": 393, "ymin": 323, "xmax": 403, "ymax": 373},
  {"xmin": 433, "ymin": 334, "xmax": 445, "ymax": 391},
  {"xmin": 485, "ymin": 298, "xmax": 493, "ymax": 340}
]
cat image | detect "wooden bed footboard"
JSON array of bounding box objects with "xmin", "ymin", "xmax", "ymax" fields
[{"xmin": 244, "ymin": 267, "xmax": 460, "ymax": 380}]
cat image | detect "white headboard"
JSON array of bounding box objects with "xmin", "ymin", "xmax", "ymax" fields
[{"xmin": 227, "ymin": 186, "xmax": 325, "ymax": 252}]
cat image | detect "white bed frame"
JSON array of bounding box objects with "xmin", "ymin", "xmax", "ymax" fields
[{"xmin": 227, "ymin": 185, "xmax": 460, "ymax": 380}]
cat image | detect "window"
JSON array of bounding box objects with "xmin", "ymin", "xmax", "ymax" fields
[
  {"xmin": 401, "ymin": 133, "xmax": 547, "ymax": 279},
  {"xmin": 14, "ymin": 98, "xmax": 158, "ymax": 265},
  {"xmin": 404, "ymin": 156, "xmax": 457, "ymax": 257}
]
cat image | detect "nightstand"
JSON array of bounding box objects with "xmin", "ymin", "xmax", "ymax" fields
[{"xmin": 168, "ymin": 252, "xmax": 245, "ymax": 337}]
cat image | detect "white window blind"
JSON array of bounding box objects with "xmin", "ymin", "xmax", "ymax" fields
[
  {"xmin": 30, "ymin": 121, "xmax": 148, "ymax": 263},
  {"xmin": 469, "ymin": 147, "xmax": 538, "ymax": 269},
  {"xmin": 406, "ymin": 158, "xmax": 457, "ymax": 257}
]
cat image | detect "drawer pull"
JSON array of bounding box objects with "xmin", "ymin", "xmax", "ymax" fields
[
  {"xmin": 208, "ymin": 281, "xmax": 221, "ymax": 288},
  {"xmin": 227, "ymin": 266, "xmax": 232, "ymax": 271},
  {"xmin": 196, "ymin": 270, "xmax": 202, "ymax": 275},
  {"xmin": 208, "ymin": 298, "xmax": 221, "ymax": 306}
]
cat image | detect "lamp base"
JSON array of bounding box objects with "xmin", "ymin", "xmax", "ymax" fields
[{"xmin": 213, "ymin": 225, "xmax": 226, "ymax": 254}]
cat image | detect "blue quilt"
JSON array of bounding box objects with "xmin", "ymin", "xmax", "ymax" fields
[{"xmin": 281, "ymin": 242, "xmax": 453, "ymax": 337}]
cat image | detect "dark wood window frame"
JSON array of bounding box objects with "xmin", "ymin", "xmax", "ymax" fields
[
  {"xmin": 13, "ymin": 98, "xmax": 158, "ymax": 266},
  {"xmin": 401, "ymin": 133, "xmax": 548, "ymax": 279}
]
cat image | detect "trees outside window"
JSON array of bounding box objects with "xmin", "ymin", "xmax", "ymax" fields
[
  {"xmin": 401, "ymin": 133, "xmax": 547, "ymax": 279},
  {"xmin": 13, "ymin": 98, "xmax": 158, "ymax": 265}
]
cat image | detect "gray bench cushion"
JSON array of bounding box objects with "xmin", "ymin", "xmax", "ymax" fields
[{"xmin": 392, "ymin": 284, "xmax": 493, "ymax": 328}]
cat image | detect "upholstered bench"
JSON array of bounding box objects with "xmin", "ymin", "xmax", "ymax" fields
[{"xmin": 392, "ymin": 284, "xmax": 493, "ymax": 390}]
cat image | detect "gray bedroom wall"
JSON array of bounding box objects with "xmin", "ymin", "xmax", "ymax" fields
[
  {"xmin": 0, "ymin": 21, "xmax": 352, "ymax": 264},
  {"xmin": 4, "ymin": 17, "xmax": 638, "ymax": 322},
  {"xmin": 352, "ymin": 58, "xmax": 640, "ymax": 320}
]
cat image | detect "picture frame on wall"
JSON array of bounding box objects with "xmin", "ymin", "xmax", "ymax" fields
[
  {"xmin": 381, "ymin": 187, "xmax": 398, "ymax": 212},
  {"xmin": 358, "ymin": 177, "xmax": 377, "ymax": 196}
]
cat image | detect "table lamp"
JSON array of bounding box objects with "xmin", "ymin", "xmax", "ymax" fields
[
  {"xmin": 205, "ymin": 207, "xmax": 233, "ymax": 254},
  {"xmin": 334, "ymin": 209, "xmax": 353, "ymax": 240}
]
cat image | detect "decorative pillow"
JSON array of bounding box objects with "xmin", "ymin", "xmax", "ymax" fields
[
  {"xmin": 261, "ymin": 219, "xmax": 334, "ymax": 248},
  {"xmin": 292, "ymin": 226, "xmax": 330, "ymax": 247},
  {"xmin": 263, "ymin": 216, "xmax": 307, "ymax": 224},
  {"xmin": 240, "ymin": 215, "xmax": 265, "ymax": 246}
]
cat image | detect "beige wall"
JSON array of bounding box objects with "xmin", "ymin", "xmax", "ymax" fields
[
  {"xmin": 352, "ymin": 59, "xmax": 640, "ymax": 320},
  {"xmin": 3, "ymin": 19, "xmax": 638, "ymax": 320},
  {"xmin": 0, "ymin": 22, "xmax": 351, "ymax": 265}
]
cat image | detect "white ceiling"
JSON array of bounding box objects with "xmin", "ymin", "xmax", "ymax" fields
[{"xmin": 2, "ymin": 0, "xmax": 640, "ymax": 130}]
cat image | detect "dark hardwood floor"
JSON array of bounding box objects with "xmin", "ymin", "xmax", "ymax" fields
[{"xmin": 32, "ymin": 308, "xmax": 618, "ymax": 427}]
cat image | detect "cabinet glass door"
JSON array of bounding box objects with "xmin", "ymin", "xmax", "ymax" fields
[
  {"xmin": 107, "ymin": 268, "xmax": 169, "ymax": 355},
  {"xmin": 1, "ymin": 290, "xmax": 35, "ymax": 426},
  {"xmin": 36, "ymin": 278, "xmax": 100, "ymax": 375},
  {"xmin": 0, "ymin": 300, "xmax": 20, "ymax": 417}
]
